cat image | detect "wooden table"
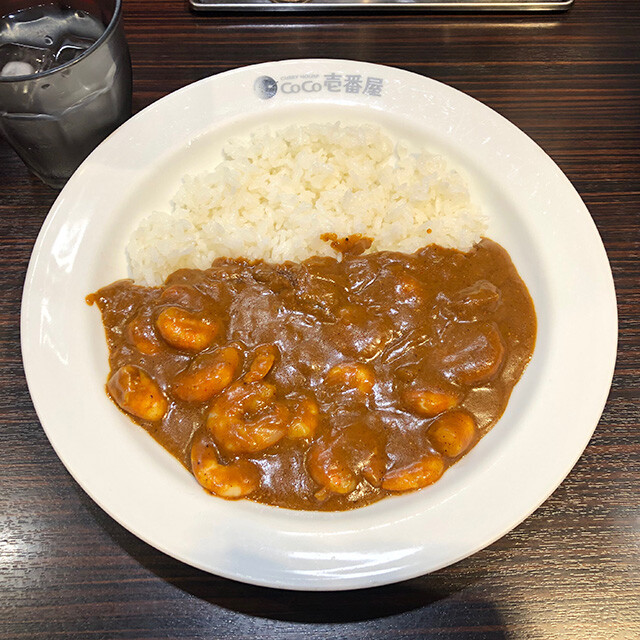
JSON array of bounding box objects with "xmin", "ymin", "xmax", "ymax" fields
[{"xmin": 1, "ymin": 0, "xmax": 638, "ymax": 637}]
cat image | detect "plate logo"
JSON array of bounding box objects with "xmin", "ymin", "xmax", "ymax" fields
[
  {"xmin": 254, "ymin": 75, "xmax": 278, "ymax": 100},
  {"xmin": 254, "ymin": 72, "xmax": 384, "ymax": 100}
]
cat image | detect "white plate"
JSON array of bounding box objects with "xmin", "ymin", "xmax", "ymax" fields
[{"xmin": 21, "ymin": 59, "xmax": 617, "ymax": 591}]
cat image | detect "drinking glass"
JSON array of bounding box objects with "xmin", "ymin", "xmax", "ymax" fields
[{"xmin": 0, "ymin": 0, "xmax": 132, "ymax": 188}]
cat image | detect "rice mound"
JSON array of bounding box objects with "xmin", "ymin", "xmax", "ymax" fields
[{"xmin": 127, "ymin": 122, "xmax": 486, "ymax": 286}]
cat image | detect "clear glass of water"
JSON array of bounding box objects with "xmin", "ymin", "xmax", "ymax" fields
[{"xmin": 0, "ymin": 0, "xmax": 132, "ymax": 188}]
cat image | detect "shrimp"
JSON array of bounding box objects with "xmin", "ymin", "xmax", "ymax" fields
[
  {"xmin": 395, "ymin": 272, "xmax": 424, "ymax": 302},
  {"xmin": 173, "ymin": 346, "xmax": 241, "ymax": 403},
  {"xmin": 107, "ymin": 365, "xmax": 167, "ymax": 422},
  {"xmin": 403, "ymin": 388, "xmax": 459, "ymax": 418},
  {"xmin": 287, "ymin": 396, "xmax": 320, "ymax": 439},
  {"xmin": 207, "ymin": 381, "xmax": 289, "ymax": 454},
  {"xmin": 307, "ymin": 423, "xmax": 385, "ymax": 498},
  {"xmin": 381, "ymin": 453, "xmax": 445, "ymax": 492},
  {"xmin": 191, "ymin": 433, "xmax": 260, "ymax": 499},
  {"xmin": 126, "ymin": 315, "xmax": 161, "ymax": 355},
  {"xmin": 156, "ymin": 306, "xmax": 221, "ymax": 352},
  {"xmin": 307, "ymin": 439, "xmax": 357, "ymax": 495},
  {"xmin": 440, "ymin": 321, "xmax": 505, "ymax": 385},
  {"xmin": 244, "ymin": 344, "xmax": 278, "ymax": 383},
  {"xmin": 159, "ymin": 284, "xmax": 205, "ymax": 307},
  {"xmin": 444, "ymin": 280, "xmax": 501, "ymax": 323},
  {"xmin": 429, "ymin": 410, "xmax": 476, "ymax": 458},
  {"xmin": 325, "ymin": 362, "xmax": 375, "ymax": 395}
]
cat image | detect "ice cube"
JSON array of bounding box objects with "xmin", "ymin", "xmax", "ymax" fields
[
  {"xmin": 0, "ymin": 42, "xmax": 54, "ymax": 76},
  {"xmin": 54, "ymin": 35, "xmax": 95, "ymax": 65},
  {"xmin": 1, "ymin": 61, "xmax": 35, "ymax": 77}
]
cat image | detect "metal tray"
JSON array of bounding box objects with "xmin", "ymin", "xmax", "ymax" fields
[{"xmin": 190, "ymin": 0, "xmax": 573, "ymax": 13}]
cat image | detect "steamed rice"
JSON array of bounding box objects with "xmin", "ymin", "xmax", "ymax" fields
[{"xmin": 127, "ymin": 122, "xmax": 486, "ymax": 286}]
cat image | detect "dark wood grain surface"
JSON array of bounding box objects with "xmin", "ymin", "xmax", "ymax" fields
[{"xmin": 1, "ymin": 0, "xmax": 638, "ymax": 638}]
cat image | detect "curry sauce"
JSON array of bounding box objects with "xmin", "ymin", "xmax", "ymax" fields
[{"xmin": 88, "ymin": 238, "xmax": 536, "ymax": 511}]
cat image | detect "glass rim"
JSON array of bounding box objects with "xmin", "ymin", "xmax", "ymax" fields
[{"xmin": 0, "ymin": 0, "xmax": 123, "ymax": 83}]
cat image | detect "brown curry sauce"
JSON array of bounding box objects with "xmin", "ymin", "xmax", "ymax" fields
[{"xmin": 87, "ymin": 238, "xmax": 536, "ymax": 511}]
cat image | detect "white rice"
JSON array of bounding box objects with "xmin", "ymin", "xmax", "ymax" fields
[{"xmin": 127, "ymin": 122, "xmax": 486, "ymax": 286}]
